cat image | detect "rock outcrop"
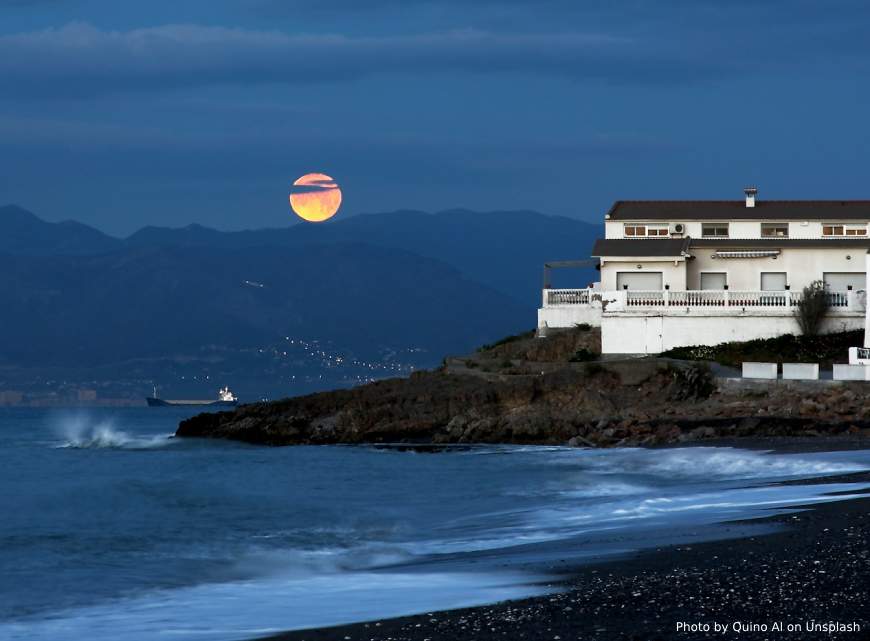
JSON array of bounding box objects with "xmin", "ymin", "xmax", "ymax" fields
[{"xmin": 176, "ymin": 333, "xmax": 870, "ymax": 447}]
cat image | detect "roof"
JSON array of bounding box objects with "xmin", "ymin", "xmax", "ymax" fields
[
  {"xmin": 591, "ymin": 238, "xmax": 691, "ymax": 257},
  {"xmin": 606, "ymin": 201, "xmax": 870, "ymax": 221}
]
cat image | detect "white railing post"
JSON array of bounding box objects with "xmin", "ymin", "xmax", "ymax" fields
[
  {"xmin": 663, "ymin": 289, "xmax": 670, "ymax": 306},
  {"xmin": 543, "ymin": 289, "xmax": 549, "ymax": 308},
  {"xmin": 724, "ymin": 289, "xmax": 731, "ymax": 307},
  {"xmin": 785, "ymin": 290, "xmax": 791, "ymax": 308},
  {"xmin": 613, "ymin": 290, "xmax": 627, "ymax": 310}
]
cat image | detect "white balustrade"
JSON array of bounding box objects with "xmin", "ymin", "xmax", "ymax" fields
[
  {"xmin": 541, "ymin": 288, "xmax": 860, "ymax": 311},
  {"xmin": 626, "ymin": 290, "xmax": 665, "ymax": 307},
  {"xmin": 667, "ymin": 290, "xmax": 727, "ymax": 307},
  {"xmin": 545, "ymin": 288, "xmax": 591, "ymax": 306}
]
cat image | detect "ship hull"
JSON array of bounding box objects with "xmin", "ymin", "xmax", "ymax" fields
[{"xmin": 146, "ymin": 397, "xmax": 238, "ymax": 408}]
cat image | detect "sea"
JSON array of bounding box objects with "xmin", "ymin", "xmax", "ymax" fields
[{"xmin": 2, "ymin": 407, "xmax": 870, "ymax": 641}]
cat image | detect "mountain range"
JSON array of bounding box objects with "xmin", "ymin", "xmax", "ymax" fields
[{"xmin": 0, "ymin": 205, "xmax": 600, "ymax": 399}]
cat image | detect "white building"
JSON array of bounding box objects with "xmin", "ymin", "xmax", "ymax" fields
[{"xmin": 539, "ymin": 188, "xmax": 870, "ymax": 354}]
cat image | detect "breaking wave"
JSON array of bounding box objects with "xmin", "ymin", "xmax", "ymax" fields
[
  {"xmin": 54, "ymin": 415, "xmax": 174, "ymax": 450},
  {"xmin": 557, "ymin": 447, "xmax": 869, "ymax": 480}
]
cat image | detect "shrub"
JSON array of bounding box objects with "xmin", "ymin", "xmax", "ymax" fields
[
  {"xmin": 795, "ymin": 280, "xmax": 829, "ymax": 336},
  {"xmin": 668, "ymin": 362, "xmax": 714, "ymax": 400},
  {"xmin": 575, "ymin": 322, "xmax": 592, "ymax": 332},
  {"xmin": 569, "ymin": 348, "xmax": 597, "ymax": 362}
]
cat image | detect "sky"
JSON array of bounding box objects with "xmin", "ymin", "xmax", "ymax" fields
[{"xmin": 2, "ymin": 0, "xmax": 870, "ymax": 235}]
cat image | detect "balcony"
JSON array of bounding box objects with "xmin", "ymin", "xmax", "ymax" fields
[
  {"xmin": 622, "ymin": 289, "xmax": 854, "ymax": 309},
  {"xmin": 541, "ymin": 288, "xmax": 864, "ymax": 317}
]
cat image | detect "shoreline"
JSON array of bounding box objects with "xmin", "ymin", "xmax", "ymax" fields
[{"xmin": 257, "ymin": 468, "xmax": 870, "ymax": 641}]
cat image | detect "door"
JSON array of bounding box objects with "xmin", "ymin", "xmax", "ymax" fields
[
  {"xmin": 616, "ymin": 271, "xmax": 663, "ymax": 290},
  {"xmin": 700, "ymin": 272, "xmax": 727, "ymax": 290},
  {"xmin": 823, "ymin": 272, "xmax": 866, "ymax": 291},
  {"xmin": 643, "ymin": 316, "xmax": 664, "ymax": 354},
  {"xmin": 760, "ymin": 272, "xmax": 787, "ymax": 291}
]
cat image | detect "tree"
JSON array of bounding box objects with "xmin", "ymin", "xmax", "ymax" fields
[{"xmin": 795, "ymin": 280, "xmax": 829, "ymax": 336}]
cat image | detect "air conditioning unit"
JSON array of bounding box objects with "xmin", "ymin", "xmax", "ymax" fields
[{"xmin": 669, "ymin": 223, "xmax": 686, "ymax": 235}]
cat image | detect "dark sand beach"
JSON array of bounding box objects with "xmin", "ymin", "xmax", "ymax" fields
[{"xmin": 260, "ymin": 465, "xmax": 870, "ymax": 641}]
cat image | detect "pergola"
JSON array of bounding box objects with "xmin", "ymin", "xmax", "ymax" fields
[{"xmin": 542, "ymin": 259, "xmax": 599, "ymax": 289}]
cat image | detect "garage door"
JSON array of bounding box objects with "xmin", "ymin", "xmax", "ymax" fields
[
  {"xmin": 760, "ymin": 272, "xmax": 787, "ymax": 291},
  {"xmin": 823, "ymin": 272, "xmax": 866, "ymax": 291},
  {"xmin": 700, "ymin": 272, "xmax": 727, "ymax": 290},
  {"xmin": 616, "ymin": 272, "xmax": 663, "ymax": 290}
]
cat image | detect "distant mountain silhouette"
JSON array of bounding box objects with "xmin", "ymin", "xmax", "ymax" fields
[
  {"xmin": 2, "ymin": 205, "xmax": 600, "ymax": 302},
  {"xmin": 0, "ymin": 242, "xmax": 527, "ymax": 368},
  {"xmin": 0, "ymin": 206, "xmax": 599, "ymax": 394},
  {"xmin": 0, "ymin": 205, "xmax": 119, "ymax": 256}
]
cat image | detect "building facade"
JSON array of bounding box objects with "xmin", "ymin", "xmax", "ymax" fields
[{"xmin": 539, "ymin": 189, "xmax": 870, "ymax": 354}]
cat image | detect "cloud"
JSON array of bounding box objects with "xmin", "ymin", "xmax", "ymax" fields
[{"xmin": 0, "ymin": 21, "xmax": 728, "ymax": 98}]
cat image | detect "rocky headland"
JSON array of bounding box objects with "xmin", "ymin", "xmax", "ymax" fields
[{"xmin": 176, "ymin": 327, "xmax": 870, "ymax": 447}]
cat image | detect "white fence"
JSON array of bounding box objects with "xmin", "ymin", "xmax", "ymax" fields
[
  {"xmin": 545, "ymin": 288, "xmax": 591, "ymax": 305},
  {"xmin": 543, "ymin": 288, "xmax": 860, "ymax": 311}
]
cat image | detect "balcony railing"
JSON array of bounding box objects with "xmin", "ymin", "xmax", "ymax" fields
[
  {"xmin": 546, "ymin": 288, "xmax": 591, "ymax": 305},
  {"xmin": 543, "ymin": 288, "xmax": 860, "ymax": 311}
]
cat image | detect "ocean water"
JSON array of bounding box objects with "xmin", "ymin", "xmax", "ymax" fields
[{"xmin": 2, "ymin": 407, "xmax": 870, "ymax": 640}]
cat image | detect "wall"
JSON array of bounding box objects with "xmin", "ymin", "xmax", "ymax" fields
[
  {"xmin": 687, "ymin": 247, "xmax": 864, "ymax": 291},
  {"xmin": 538, "ymin": 305, "xmax": 602, "ymax": 329},
  {"xmin": 599, "ymin": 259, "xmax": 687, "ymax": 290},
  {"xmin": 601, "ymin": 312, "xmax": 863, "ymax": 354}
]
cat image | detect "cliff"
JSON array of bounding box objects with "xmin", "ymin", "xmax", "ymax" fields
[{"xmin": 176, "ymin": 327, "xmax": 870, "ymax": 447}]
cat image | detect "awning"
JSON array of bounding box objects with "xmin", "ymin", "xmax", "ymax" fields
[{"xmin": 712, "ymin": 250, "xmax": 781, "ymax": 259}]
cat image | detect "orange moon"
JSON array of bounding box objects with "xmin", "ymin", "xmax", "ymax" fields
[{"xmin": 289, "ymin": 173, "xmax": 342, "ymax": 223}]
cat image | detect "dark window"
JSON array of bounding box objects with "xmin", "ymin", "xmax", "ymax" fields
[
  {"xmin": 702, "ymin": 223, "xmax": 729, "ymax": 237},
  {"xmin": 761, "ymin": 223, "xmax": 788, "ymax": 237}
]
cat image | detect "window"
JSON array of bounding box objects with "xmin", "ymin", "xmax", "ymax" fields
[
  {"xmin": 824, "ymin": 224, "xmax": 867, "ymax": 236},
  {"xmin": 761, "ymin": 223, "xmax": 788, "ymax": 237},
  {"xmin": 702, "ymin": 223, "xmax": 729, "ymax": 237},
  {"xmin": 624, "ymin": 224, "xmax": 669, "ymax": 237}
]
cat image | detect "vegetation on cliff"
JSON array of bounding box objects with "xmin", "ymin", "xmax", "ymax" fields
[{"xmin": 661, "ymin": 330, "xmax": 861, "ymax": 369}]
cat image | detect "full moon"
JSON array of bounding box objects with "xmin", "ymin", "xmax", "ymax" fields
[{"xmin": 289, "ymin": 173, "xmax": 342, "ymax": 223}]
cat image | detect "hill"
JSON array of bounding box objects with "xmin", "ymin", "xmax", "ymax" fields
[
  {"xmin": 0, "ymin": 205, "xmax": 599, "ymax": 399},
  {"xmin": 8, "ymin": 206, "xmax": 601, "ymax": 303},
  {"xmin": 0, "ymin": 242, "xmax": 526, "ymax": 368},
  {"xmin": 0, "ymin": 205, "xmax": 119, "ymax": 256}
]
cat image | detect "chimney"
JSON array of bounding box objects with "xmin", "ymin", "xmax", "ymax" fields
[{"xmin": 744, "ymin": 186, "xmax": 757, "ymax": 208}]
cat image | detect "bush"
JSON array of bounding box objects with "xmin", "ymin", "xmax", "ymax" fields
[
  {"xmin": 795, "ymin": 280, "xmax": 829, "ymax": 336},
  {"xmin": 575, "ymin": 323, "xmax": 592, "ymax": 332},
  {"xmin": 668, "ymin": 362, "xmax": 714, "ymax": 400},
  {"xmin": 660, "ymin": 330, "xmax": 861, "ymax": 369},
  {"xmin": 569, "ymin": 348, "xmax": 597, "ymax": 362}
]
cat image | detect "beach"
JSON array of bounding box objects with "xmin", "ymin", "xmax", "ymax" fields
[
  {"xmin": 262, "ymin": 470, "xmax": 870, "ymax": 641},
  {"xmin": 5, "ymin": 410, "xmax": 870, "ymax": 641}
]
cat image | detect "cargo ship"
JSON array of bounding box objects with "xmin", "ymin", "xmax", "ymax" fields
[{"xmin": 146, "ymin": 386, "xmax": 238, "ymax": 408}]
